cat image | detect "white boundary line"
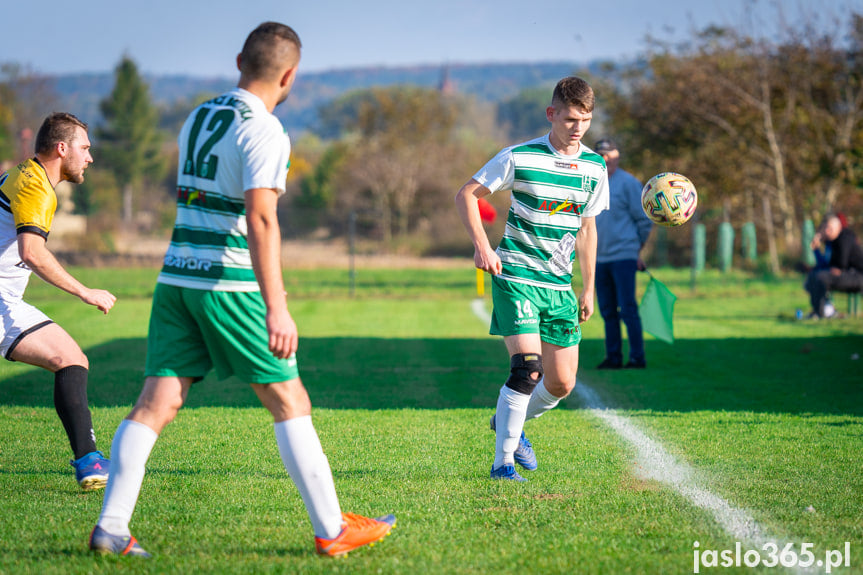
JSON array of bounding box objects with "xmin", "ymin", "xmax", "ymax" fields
[
  {"xmin": 575, "ymin": 384, "xmax": 770, "ymax": 543},
  {"xmin": 469, "ymin": 297, "xmax": 812, "ymax": 572},
  {"xmin": 471, "ymin": 298, "xmax": 492, "ymax": 325}
]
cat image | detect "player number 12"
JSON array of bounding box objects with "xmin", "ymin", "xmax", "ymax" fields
[{"xmin": 183, "ymin": 107, "xmax": 234, "ymax": 180}]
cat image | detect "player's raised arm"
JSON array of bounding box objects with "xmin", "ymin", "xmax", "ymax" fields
[{"xmin": 455, "ymin": 179, "xmax": 502, "ymax": 275}]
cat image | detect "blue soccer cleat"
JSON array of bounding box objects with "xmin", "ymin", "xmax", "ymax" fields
[
  {"xmin": 490, "ymin": 464, "xmax": 527, "ymax": 482},
  {"xmin": 89, "ymin": 525, "xmax": 151, "ymax": 558},
  {"xmin": 71, "ymin": 451, "xmax": 110, "ymax": 491},
  {"xmin": 490, "ymin": 414, "xmax": 538, "ymax": 471}
]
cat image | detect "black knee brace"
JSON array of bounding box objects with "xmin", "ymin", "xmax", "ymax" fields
[{"xmin": 505, "ymin": 353, "xmax": 543, "ymax": 395}]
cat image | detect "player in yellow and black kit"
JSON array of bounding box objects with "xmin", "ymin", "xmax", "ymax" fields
[{"xmin": 0, "ymin": 112, "xmax": 116, "ymax": 490}]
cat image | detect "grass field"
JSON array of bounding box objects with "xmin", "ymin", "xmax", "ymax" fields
[{"xmin": 0, "ymin": 265, "xmax": 861, "ymax": 574}]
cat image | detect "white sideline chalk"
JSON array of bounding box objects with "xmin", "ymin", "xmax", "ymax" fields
[
  {"xmin": 575, "ymin": 384, "xmax": 768, "ymax": 542},
  {"xmin": 471, "ymin": 298, "xmax": 492, "ymax": 325},
  {"xmin": 574, "ymin": 384, "xmax": 816, "ymax": 574},
  {"xmin": 469, "ymin": 299, "xmax": 811, "ymax": 573}
]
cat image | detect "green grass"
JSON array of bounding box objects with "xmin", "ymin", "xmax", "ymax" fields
[{"xmin": 1, "ymin": 266, "xmax": 861, "ymax": 574}]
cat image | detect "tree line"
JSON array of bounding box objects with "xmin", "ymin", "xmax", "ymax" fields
[
  {"xmin": 598, "ymin": 12, "xmax": 863, "ymax": 272},
  {"xmin": 1, "ymin": 7, "xmax": 861, "ymax": 269}
]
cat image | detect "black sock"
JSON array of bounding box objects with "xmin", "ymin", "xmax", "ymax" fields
[{"xmin": 54, "ymin": 365, "xmax": 97, "ymax": 460}]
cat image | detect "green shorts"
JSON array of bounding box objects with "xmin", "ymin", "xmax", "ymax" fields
[
  {"xmin": 145, "ymin": 283, "xmax": 299, "ymax": 384},
  {"xmin": 490, "ymin": 276, "xmax": 581, "ymax": 347}
]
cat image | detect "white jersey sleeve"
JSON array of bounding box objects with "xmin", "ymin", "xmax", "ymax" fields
[
  {"xmin": 472, "ymin": 146, "xmax": 515, "ymax": 194},
  {"xmin": 581, "ymin": 166, "xmax": 610, "ymax": 218},
  {"xmin": 240, "ymin": 116, "xmax": 290, "ymax": 194}
]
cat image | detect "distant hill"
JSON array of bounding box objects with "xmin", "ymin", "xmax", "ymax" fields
[{"xmin": 49, "ymin": 61, "xmax": 595, "ymax": 135}]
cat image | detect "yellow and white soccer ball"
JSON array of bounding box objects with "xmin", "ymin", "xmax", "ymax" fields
[{"xmin": 641, "ymin": 172, "xmax": 697, "ymax": 227}]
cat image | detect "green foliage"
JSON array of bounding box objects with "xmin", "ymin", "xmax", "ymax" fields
[
  {"xmin": 599, "ymin": 9, "xmax": 863, "ymax": 273},
  {"xmin": 315, "ymin": 89, "xmax": 375, "ymax": 140},
  {"xmin": 1, "ymin": 63, "xmax": 60, "ymax": 127},
  {"xmin": 318, "ymin": 85, "xmax": 458, "ymax": 143},
  {"xmin": 296, "ymin": 142, "xmax": 348, "ymax": 209},
  {"xmin": 496, "ymin": 86, "xmax": 553, "ymax": 141},
  {"xmin": 158, "ymin": 91, "xmax": 219, "ymax": 134},
  {"xmin": 357, "ymin": 86, "xmax": 457, "ymax": 143},
  {"xmin": 315, "ymin": 86, "xmax": 469, "ymax": 243},
  {"xmin": 0, "ymin": 124, "xmax": 12, "ymax": 161},
  {"xmin": 0, "ymin": 85, "xmax": 13, "ymax": 160},
  {"xmin": 97, "ymin": 56, "xmax": 165, "ymax": 221},
  {"xmin": 0, "ymin": 63, "xmax": 59, "ymax": 162},
  {"xmin": 71, "ymin": 167, "xmax": 120, "ymax": 216}
]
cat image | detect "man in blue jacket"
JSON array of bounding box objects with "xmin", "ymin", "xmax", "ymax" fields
[{"xmin": 593, "ymin": 139, "xmax": 653, "ymax": 369}]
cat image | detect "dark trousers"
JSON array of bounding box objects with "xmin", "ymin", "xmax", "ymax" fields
[
  {"xmin": 805, "ymin": 268, "xmax": 863, "ymax": 316},
  {"xmin": 596, "ymin": 259, "xmax": 645, "ymax": 363}
]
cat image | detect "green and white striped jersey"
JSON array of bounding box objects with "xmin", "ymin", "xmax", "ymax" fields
[
  {"xmin": 157, "ymin": 89, "xmax": 290, "ymax": 291},
  {"xmin": 473, "ymin": 134, "xmax": 609, "ymax": 290}
]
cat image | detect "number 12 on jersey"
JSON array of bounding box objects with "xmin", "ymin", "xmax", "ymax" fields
[{"xmin": 183, "ymin": 107, "xmax": 234, "ymax": 180}]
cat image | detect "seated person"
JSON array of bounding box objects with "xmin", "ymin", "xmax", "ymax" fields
[{"xmin": 804, "ymin": 213, "xmax": 863, "ymax": 318}]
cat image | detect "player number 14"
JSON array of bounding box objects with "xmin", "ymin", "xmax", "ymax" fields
[{"xmin": 515, "ymin": 300, "xmax": 533, "ymax": 318}]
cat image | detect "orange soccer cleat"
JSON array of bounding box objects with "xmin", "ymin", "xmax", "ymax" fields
[{"xmin": 315, "ymin": 512, "xmax": 396, "ymax": 557}]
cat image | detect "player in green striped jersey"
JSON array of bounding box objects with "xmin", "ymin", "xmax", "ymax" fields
[
  {"xmin": 456, "ymin": 77, "xmax": 609, "ymax": 481},
  {"xmin": 90, "ymin": 22, "xmax": 394, "ymax": 558}
]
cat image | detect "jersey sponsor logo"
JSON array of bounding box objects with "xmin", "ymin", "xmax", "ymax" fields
[
  {"xmin": 15, "ymin": 161, "xmax": 35, "ymax": 179},
  {"xmin": 538, "ymin": 200, "xmax": 585, "ymax": 215},
  {"xmin": 563, "ymin": 326, "xmax": 579, "ymax": 335},
  {"xmin": 163, "ymin": 254, "xmax": 213, "ymax": 271},
  {"xmin": 178, "ymin": 186, "xmax": 207, "ymax": 206},
  {"xmin": 554, "ymin": 161, "xmax": 578, "ymax": 170}
]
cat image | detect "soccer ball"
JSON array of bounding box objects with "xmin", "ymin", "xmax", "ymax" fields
[{"xmin": 641, "ymin": 172, "xmax": 697, "ymax": 227}]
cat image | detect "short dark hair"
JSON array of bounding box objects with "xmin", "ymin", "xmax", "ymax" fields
[
  {"xmin": 551, "ymin": 77, "xmax": 595, "ymax": 112},
  {"xmin": 35, "ymin": 112, "xmax": 88, "ymax": 155},
  {"xmin": 239, "ymin": 22, "xmax": 302, "ymax": 81}
]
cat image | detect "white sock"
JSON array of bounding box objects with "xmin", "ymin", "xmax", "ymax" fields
[
  {"xmin": 97, "ymin": 419, "xmax": 158, "ymax": 536},
  {"xmin": 274, "ymin": 416, "xmax": 343, "ymax": 539},
  {"xmin": 493, "ymin": 386, "xmax": 530, "ymax": 469},
  {"xmin": 525, "ymin": 379, "xmax": 561, "ymax": 421}
]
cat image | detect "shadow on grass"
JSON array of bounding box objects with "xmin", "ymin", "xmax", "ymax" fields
[
  {"xmin": 0, "ymin": 335, "xmax": 861, "ymax": 415},
  {"xmin": 0, "ymin": 338, "xmax": 509, "ymax": 410}
]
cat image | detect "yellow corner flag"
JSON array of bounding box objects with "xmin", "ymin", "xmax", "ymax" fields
[{"xmin": 639, "ymin": 273, "xmax": 677, "ymax": 344}]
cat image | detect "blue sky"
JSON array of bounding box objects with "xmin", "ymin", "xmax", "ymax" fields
[{"xmin": 1, "ymin": 0, "xmax": 858, "ymax": 77}]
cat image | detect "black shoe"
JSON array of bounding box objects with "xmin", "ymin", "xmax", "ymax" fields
[
  {"xmin": 596, "ymin": 358, "xmax": 623, "ymax": 370},
  {"xmin": 625, "ymin": 359, "xmax": 647, "ymax": 369}
]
